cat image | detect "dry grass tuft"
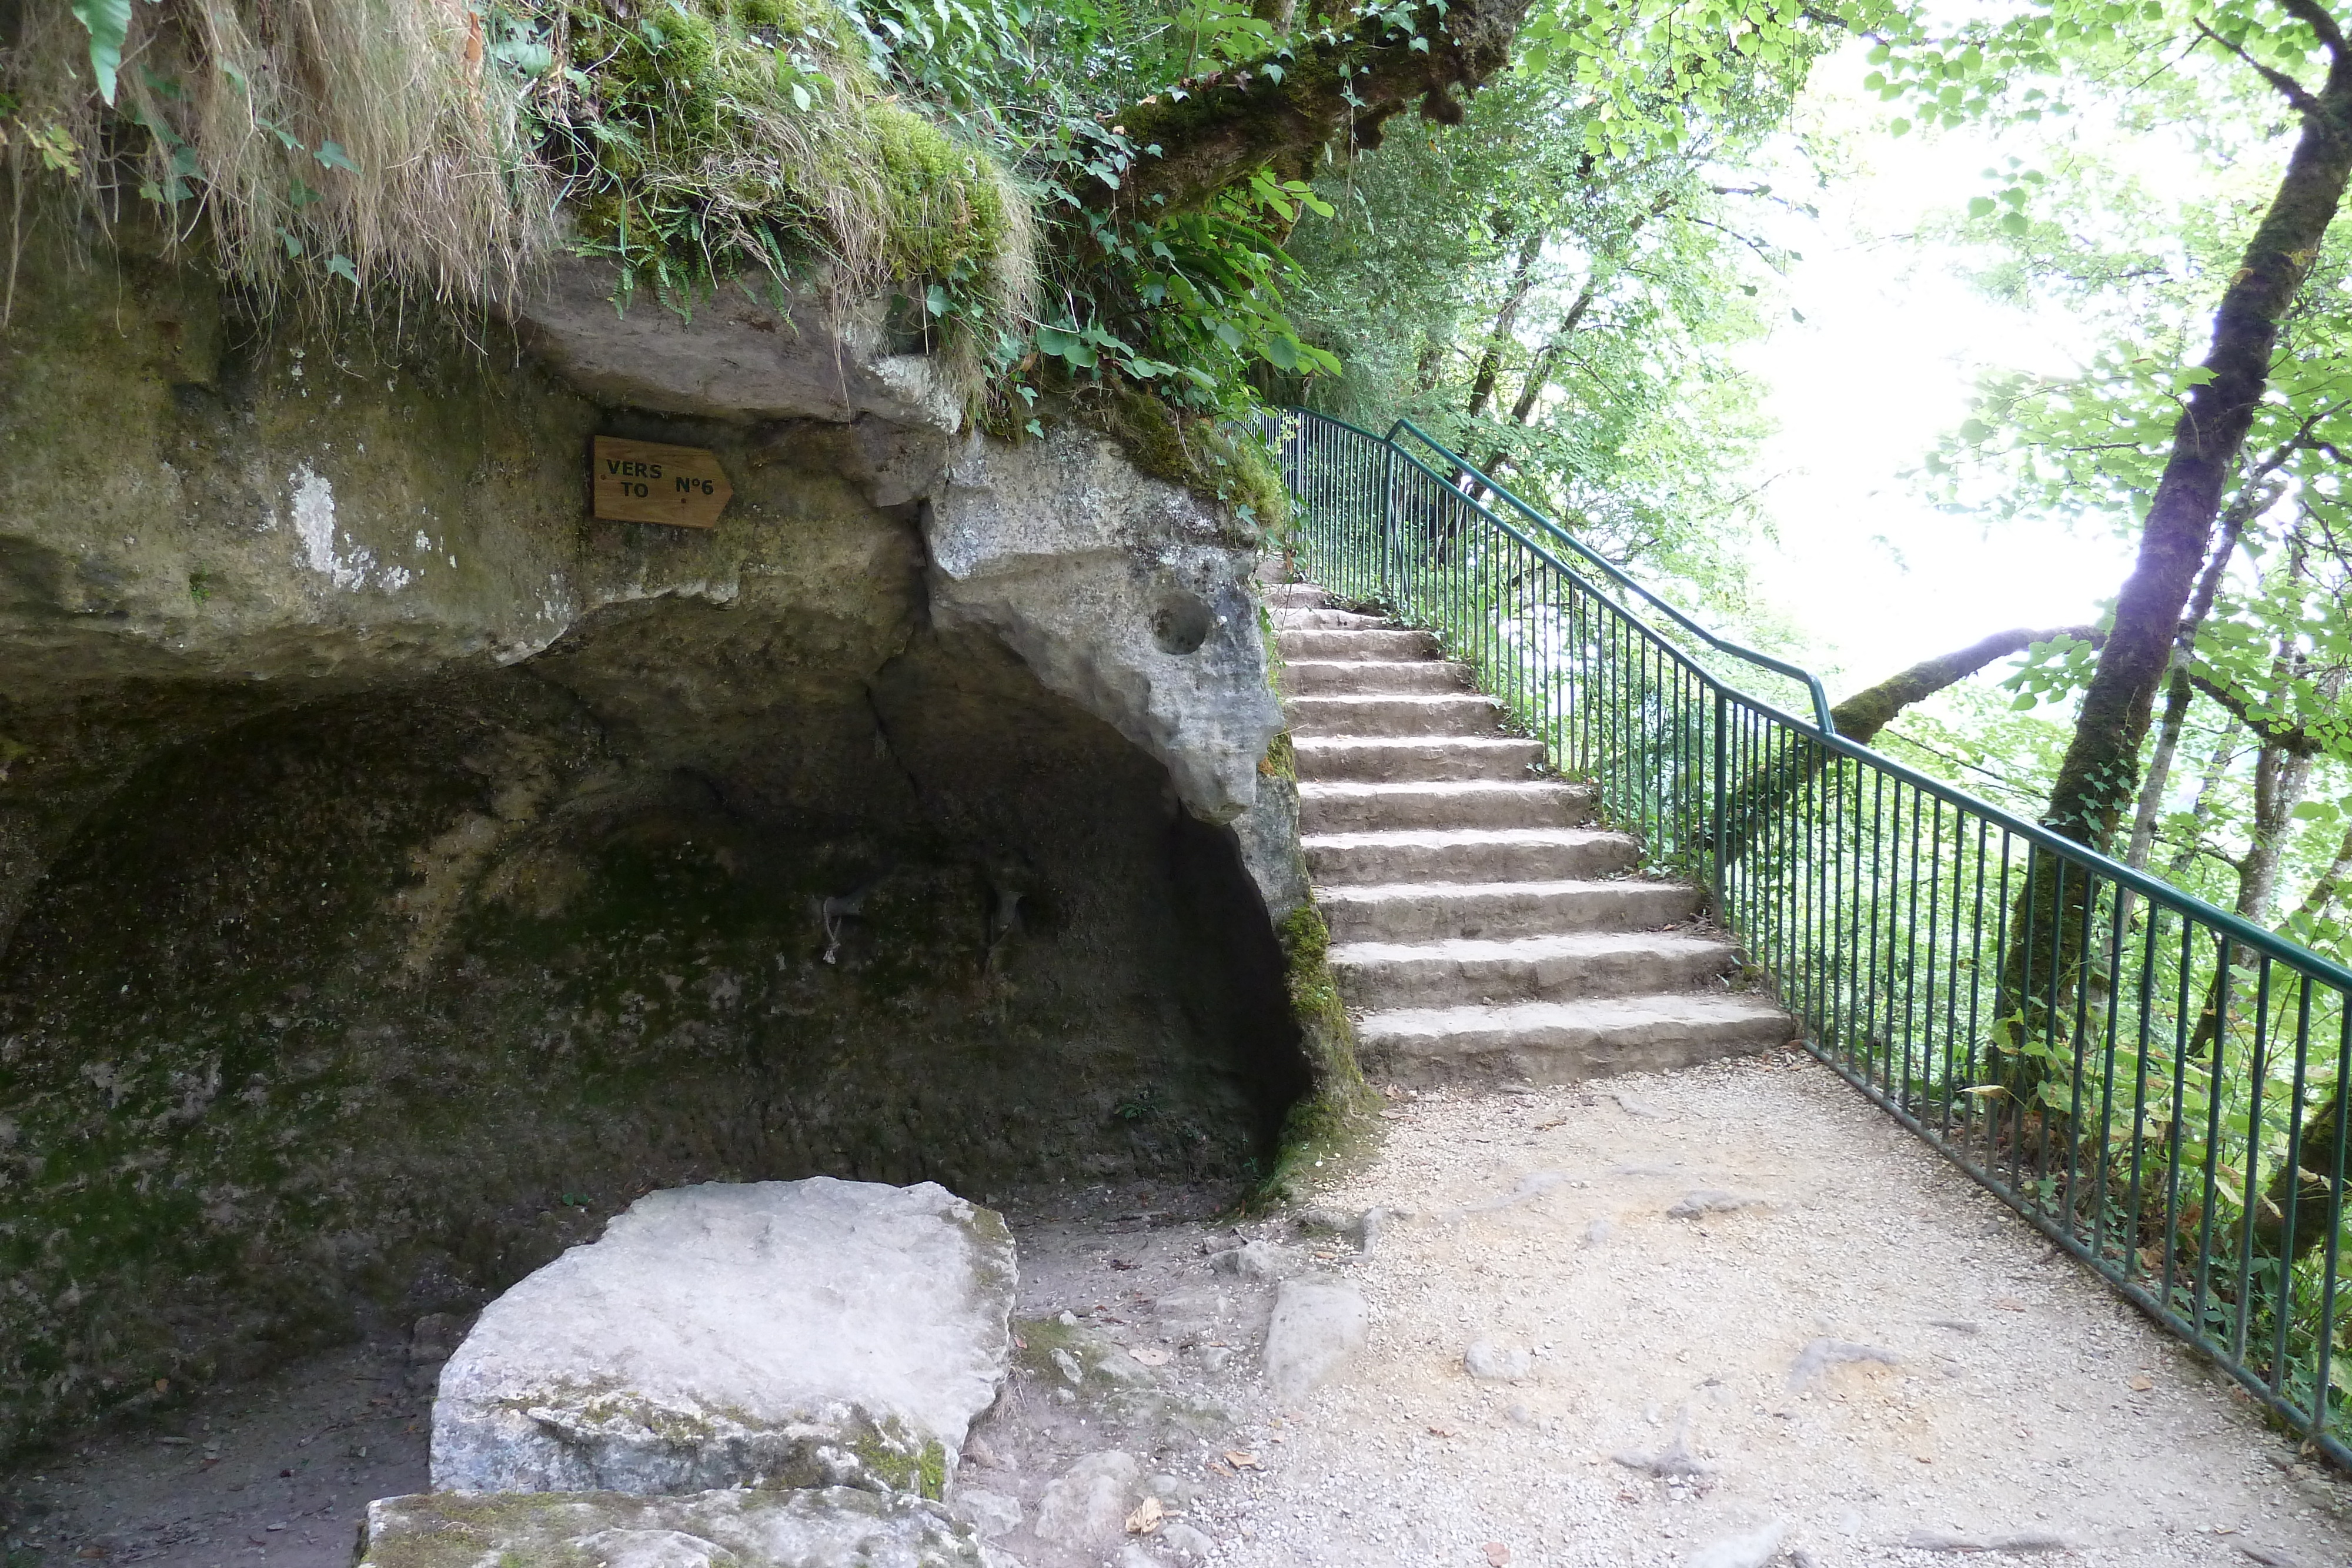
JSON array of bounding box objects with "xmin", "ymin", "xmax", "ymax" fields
[
  {"xmin": 0, "ymin": 0, "xmax": 1032, "ymax": 356},
  {"xmin": 3, "ymin": 0, "xmax": 554, "ymax": 309}
]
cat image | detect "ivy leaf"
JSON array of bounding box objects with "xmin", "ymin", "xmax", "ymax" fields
[
  {"xmin": 72, "ymin": 0, "xmax": 134, "ymax": 105},
  {"xmin": 313, "ymin": 139, "xmax": 360, "ymax": 174},
  {"xmin": 326, "ymin": 254, "xmax": 361, "ymax": 286},
  {"xmin": 1035, "ymin": 325, "xmax": 1097, "ymax": 367}
]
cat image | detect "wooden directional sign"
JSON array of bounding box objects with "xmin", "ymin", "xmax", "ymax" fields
[{"xmin": 591, "ymin": 436, "xmax": 733, "ymax": 529}]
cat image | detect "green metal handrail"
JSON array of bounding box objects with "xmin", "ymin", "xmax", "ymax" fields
[
  {"xmin": 1384, "ymin": 417, "xmax": 1841, "ymax": 737},
  {"xmin": 1269, "ymin": 404, "xmax": 2352, "ymax": 1467}
]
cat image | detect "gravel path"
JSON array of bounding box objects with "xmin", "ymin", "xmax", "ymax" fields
[
  {"xmin": 12, "ymin": 1049, "xmax": 2352, "ymax": 1568},
  {"xmin": 1181, "ymin": 1051, "xmax": 2352, "ymax": 1568}
]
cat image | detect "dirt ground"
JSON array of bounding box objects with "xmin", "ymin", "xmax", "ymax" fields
[
  {"xmin": 1178, "ymin": 1053, "xmax": 2352, "ymax": 1567},
  {"xmin": 10, "ymin": 1049, "xmax": 2352, "ymax": 1568}
]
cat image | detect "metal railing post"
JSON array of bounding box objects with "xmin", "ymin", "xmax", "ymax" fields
[
  {"xmin": 1380, "ymin": 438, "xmax": 1399, "ymax": 603},
  {"xmin": 1712, "ymin": 687, "xmax": 1728, "ymax": 916}
]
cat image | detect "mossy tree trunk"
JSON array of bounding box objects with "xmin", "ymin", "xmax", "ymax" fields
[
  {"xmin": 1711, "ymin": 626, "xmax": 2100, "ymax": 871},
  {"xmin": 1992, "ymin": 4, "xmax": 2352, "ymax": 1101},
  {"xmin": 1086, "ymin": 0, "xmax": 1534, "ymax": 219}
]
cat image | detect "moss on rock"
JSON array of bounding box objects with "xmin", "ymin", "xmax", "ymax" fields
[
  {"xmin": 0, "ymin": 0, "xmax": 1032, "ymax": 347},
  {"xmin": 537, "ymin": 0, "xmax": 1034, "ymax": 369},
  {"xmin": 1251, "ymin": 903, "xmax": 1379, "ymax": 1207},
  {"xmin": 1076, "ymin": 389, "xmax": 1290, "ymax": 543}
]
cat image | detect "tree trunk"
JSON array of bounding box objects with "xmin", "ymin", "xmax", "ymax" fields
[
  {"xmin": 2246, "ymin": 821, "xmax": 2352, "ymax": 1260},
  {"xmin": 1474, "ymin": 279, "xmax": 1596, "ymax": 486},
  {"xmin": 1462, "ymin": 231, "xmax": 1544, "ymax": 421},
  {"xmin": 1413, "ymin": 335, "xmax": 1451, "ymax": 395},
  {"xmin": 2123, "ymin": 494, "xmax": 2258, "ymax": 872},
  {"xmin": 1087, "ymin": 0, "xmax": 1535, "ymax": 218},
  {"xmin": 2163, "ymin": 723, "xmax": 2242, "ymax": 882},
  {"xmin": 1474, "ymin": 191, "xmax": 1674, "ymax": 483},
  {"xmin": 2241, "ymin": 736, "xmax": 2320, "ymax": 922},
  {"xmin": 1992, "ymin": 26, "xmax": 2352, "ymax": 1096},
  {"xmin": 2182, "ymin": 651, "xmax": 2337, "ymax": 1072}
]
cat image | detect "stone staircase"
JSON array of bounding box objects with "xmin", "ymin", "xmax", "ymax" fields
[{"xmin": 1269, "ymin": 583, "xmax": 1790, "ymax": 1087}]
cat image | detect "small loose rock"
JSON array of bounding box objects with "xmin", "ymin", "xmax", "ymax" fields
[{"xmin": 1462, "ymin": 1339, "xmax": 1532, "ymax": 1383}]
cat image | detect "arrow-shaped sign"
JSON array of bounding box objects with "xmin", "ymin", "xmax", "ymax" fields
[{"xmin": 591, "ymin": 436, "xmax": 734, "ymax": 529}]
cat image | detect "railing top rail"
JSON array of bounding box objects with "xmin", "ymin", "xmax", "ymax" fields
[
  {"xmin": 1379, "ymin": 415, "xmax": 1840, "ymax": 737},
  {"xmin": 1276, "ymin": 405, "xmax": 2352, "ymax": 997}
]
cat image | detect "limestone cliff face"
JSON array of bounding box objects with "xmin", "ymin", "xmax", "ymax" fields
[{"xmin": 0, "ymin": 233, "xmax": 1310, "ymax": 1456}]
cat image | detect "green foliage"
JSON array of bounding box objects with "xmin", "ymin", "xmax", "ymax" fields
[
  {"xmin": 1276, "ymin": 55, "xmax": 1809, "ymax": 604},
  {"xmin": 1862, "ymin": 0, "xmax": 2352, "ymax": 921},
  {"xmin": 2002, "ymin": 631, "xmax": 2103, "ymax": 713},
  {"xmin": 864, "ymin": 0, "xmax": 1376, "ymax": 417},
  {"xmin": 6, "ymin": 0, "xmax": 1883, "ymax": 429},
  {"xmin": 68, "ymin": 0, "xmax": 133, "ymax": 105},
  {"xmin": 4, "ymin": 0, "xmax": 1030, "ymax": 345},
  {"xmin": 1516, "ymin": 0, "xmax": 1902, "ymax": 161}
]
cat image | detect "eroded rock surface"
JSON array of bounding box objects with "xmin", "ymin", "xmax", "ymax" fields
[
  {"xmin": 0, "ymin": 231, "xmax": 1320, "ymax": 1460},
  {"xmin": 357, "ymin": 1485, "xmax": 1000, "ymax": 1568},
  {"xmin": 926, "ymin": 426, "xmax": 1285, "ymax": 825},
  {"xmin": 513, "ymin": 259, "xmax": 967, "ymax": 432},
  {"xmin": 432, "ymin": 1180, "xmax": 1015, "ymax": 1497}
]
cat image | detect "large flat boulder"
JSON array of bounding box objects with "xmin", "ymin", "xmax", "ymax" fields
[
  {"xmin": 432, "ymin": 1179, "xmax": 1017, "ymax": 1497},
  {"xmin": 357, "ymin": 1485, "xmax": 1006, "ymax": 1568}
]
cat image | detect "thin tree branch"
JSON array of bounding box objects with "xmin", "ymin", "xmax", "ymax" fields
[
  {"xmin": 2186, "ymin": 671, "xmax": 2329, "ymax": 756},
  {"xmin": 1682, "ymin": 213, "xmax": 1781, "ymax": 267},
  {"xmin": 2195, "ymin": 19, "xmax": 2323, "ymax": 115}
]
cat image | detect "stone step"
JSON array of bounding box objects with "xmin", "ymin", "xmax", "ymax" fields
[
  {"xmin": 1317, "ymin": 878, "xmax": 1705, "ymax": 943},
  {"xmin": 1298, "ymin": 780, "xmax": 1596, "ymax": 834},
  {"xmin": 1279, "ymin": 628, "xmax": 1441, "ymax": 661},
  {"xmin": 1262, "ymin": 584, "xmax": 1330, "ymax": 610},
  {"xmin": 1356, "ymin": 992, "xmax": 1792, "ymax": 1088},
  {"xmin": 1303, "ymin": 827, "xmax": 1639, "ymax": 885},
  {"xmin": 1272, "ymin": 607, "xmax": 1389, "ymax": 630},
  {"xmin": 1331, "ymin": 930, "xmax": 1738, "ymax": 1009},
  {"xmin": 1285, "ymin": 694, "xmax": 1503, "ymax": 738},
  {"xmin": 1282, "ymin": 659, "xmax": 1474, "ymax": 697},
  {"xmin": 1292, "ymin": 735, "xmax": 1544, "ymax": 784}
]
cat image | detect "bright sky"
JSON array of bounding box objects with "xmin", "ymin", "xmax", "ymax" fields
[{"xmin": 1728, "ymin": 45, "xmax": 2146, "ymax": 694}]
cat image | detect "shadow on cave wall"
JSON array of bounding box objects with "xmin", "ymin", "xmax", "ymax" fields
[{"xmin": 0, "ymin": 617, "xmax": 1305, "ymax": 1455}]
